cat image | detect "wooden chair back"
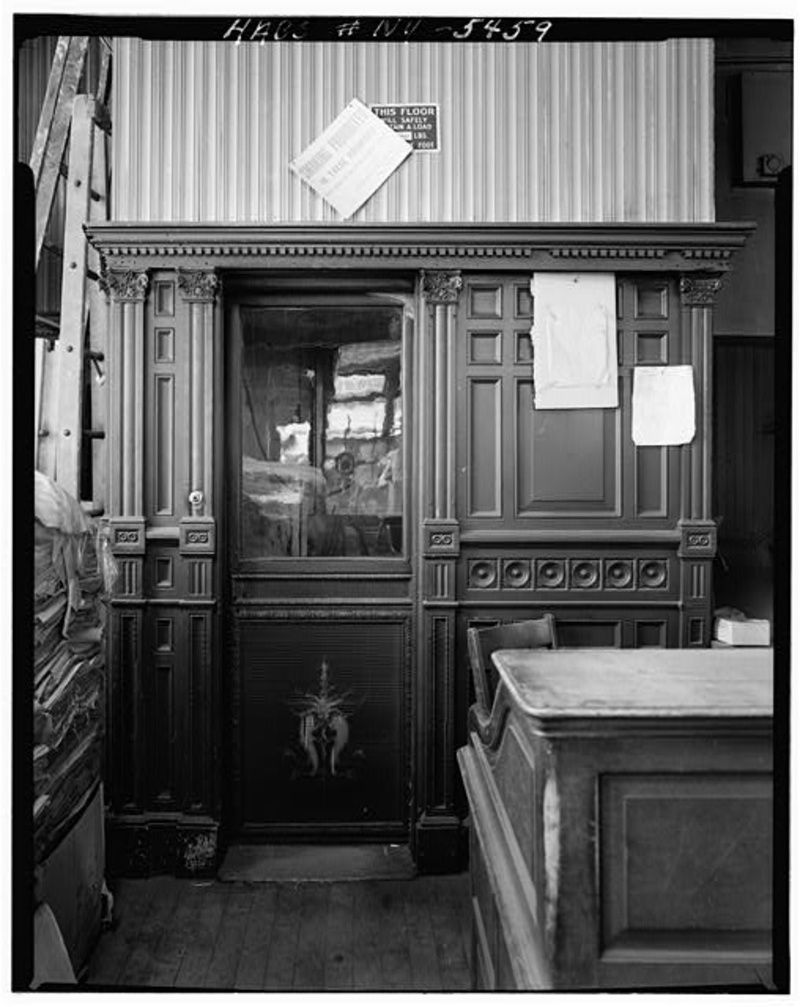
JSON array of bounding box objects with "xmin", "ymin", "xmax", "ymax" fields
[{"xmin": 467, "ymin": 614, "xmax": 558, "ymax": 714}]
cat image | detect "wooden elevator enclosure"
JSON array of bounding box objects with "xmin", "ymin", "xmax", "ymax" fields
[{"xmin": 85, "ymin": 222, "xmax": 751, "ymax": 874}]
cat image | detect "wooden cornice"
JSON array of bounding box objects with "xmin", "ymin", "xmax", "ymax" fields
[{"xmin": 86, "ymin": 221, "xmax": 756, "ymax": 274}]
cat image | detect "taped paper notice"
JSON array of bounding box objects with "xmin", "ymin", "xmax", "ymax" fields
[
  {"xmin": 531, "ymin": 272, "xmax": 618, "ymax": 409},
  {"xmin": 290, "ymin": 98, "xmax": 413, "ymax": 218},
  {"xmin": 632, "ymin": 366, "xmax": 696, "ymax": 445}
]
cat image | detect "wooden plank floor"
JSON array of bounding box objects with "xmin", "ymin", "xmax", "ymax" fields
[{"xmin": 84, "ymin": 874, "xmax": 472, "ymax": 992}]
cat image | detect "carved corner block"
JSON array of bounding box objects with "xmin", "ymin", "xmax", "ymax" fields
[
  {"xmin": 421, "ymin": 270, "xmax": 463, "ymax": 305},
  {"xmin": 179, "ymin": 518, "xmax": 216, "ymax": 555},
  {"xmin": 679, "ymin": 275, "xmax": 723, "ymax": 307},
  {"xmin": 677, "ymin": 521, "xmax": 718, "ymax": 559},
  {"xmin": 109, "ymin": 517, "xmax": 146, "ymax": 555},
  {"xmin": 423, "ymin": 520, "xmax": 460, "ymax": 558}
]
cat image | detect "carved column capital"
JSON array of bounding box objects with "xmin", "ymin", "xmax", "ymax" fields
[
  {"xmin": 679, "ymin": 275, "xmax": 723, "ymax": 307},
  {"xmin": 422, "ymin": 270, "xmax": 463, "ymax": 305},
  {"xmin": 178, "ymin": 269, "xmax": 221, "ymax": 303},
  {"xmin": 106, "ymin": 268, "xmax": 149, "ymax": 302}
]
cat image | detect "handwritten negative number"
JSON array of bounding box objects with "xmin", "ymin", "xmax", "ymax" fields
[
  {"xmin": 506, "ymin": 20, "xmax": 552, "ymax": 42},
  {"xmin": 452, "ymin": 18, "xmax": 552, "ymax": 41}
]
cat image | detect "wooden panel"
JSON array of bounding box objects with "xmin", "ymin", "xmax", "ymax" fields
[
  {"xmin": 634, "ymin": 620, "xmax": 667, "ymax": 648},
  {"xmin": 555, "ymin": 620, "xmax": 622, "ymax": 648},
  {"xmin": 618, "ymin": 276, "xmax": 682, "ymax": 524},
  {"xmin": 148, "ymin": 661, "xmax": 176, "ymax": 806},
  {"xmin": 468, "ymin": 379, "xmax": 502, "ymax": 517},
  {"xmin": 187, "ymin": 613, "xmax": 212, "ymax": 813},
  {"xmin": 515, "ymin": 332, "xmax": 533, "ymax": 364},
  {"xmin": 113, "ymin": 610, "xmax": 142, "ymax": 811},
  {"xmin": 428, "ymin": 612, "xmax": 455, "ymax": 811},
  {"xmin": 155, "ymin": 328, "xmax": 175, "ymax": 363},
  {"xmin": 146, "ymin": 270, "xmax": 191, "ymax": 526},
  {"xmin": 154, "ymin": 375, "xmax": 175, "ymax": 515},
  {"xmin": 154, "ymin": 280, "xmax": 175, "ymax": 317},
  {"xmin": 155, "ymin": 617, "xmax": 174, "ymax": 652},
  {"xmin": 600, "ymin": 774, "xmax": 772, "ymax": 954},
  {"xmin": 455, "ymin": 271, "xmax": 685, "ymax": 535},
  {"xmin": 237, "ymin": 616, "xmax": 408, "ymax": 831},
  {"xmin": 515, "ymin": 285, "xmax": 533, "ymax": 318},
  {"xmin": 153, "ymin": 556, "xmax": 174, "ymax": 590},
  {"xmin": 493, "ymin": 725, "xmax": 535, "ymax": 873},
  {"xmin": 468, "ymin": 285, "xmax": 503, "ymax": 319},
  {"xmin": 634, "ymin": 281, "xmax": 669, "ymax": 319},
  {"xmin": 516, "ymin": 382, "xmax": 619, "ymax": 514},
  {"xmin": 469, "ymin": 332, "xmax": 502, "ymax": 365},
  {"xmin": 635, "ymin": 447, "xmax": 668, "ymax": 516},
  {"xmin": 635, "ymin": 332, "xmax": 668, "ymax": 364}
]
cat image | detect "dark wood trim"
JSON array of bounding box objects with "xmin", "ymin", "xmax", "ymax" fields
[
  {"xmin": 233, "ymin": 570, "xmax": 413, "ymax": 580},
  {"xmin": 456, "ymin": 600, "xmax": 681, "ymax": 610},
  {"xmin": 234, "ymin": 559, "xmax": 412, "ymax": 575},
  {"xmin": 460, "ymin": 529, "xmax": 683, "ymax": 544},
  {"xmin": 88, "ymin": 221, "xmax": 755, "ymax": 274},
  {"xmin": 224, "ymin": 277, "xmax": 417, "ymax": 299}
]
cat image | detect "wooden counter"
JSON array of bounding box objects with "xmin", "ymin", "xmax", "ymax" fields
[{"xmin": 457, "ymin": 648, "xmax": 773, "ymax": 991}]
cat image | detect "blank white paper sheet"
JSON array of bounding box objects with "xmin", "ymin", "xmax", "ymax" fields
[
  {"xmin": 290, "ymin": 99, "xmax": 412, "ymax": 219},
  {"xmin": 632, "ymin": 365, "xmax": 696, "ymax": 446},
  {"xmin": 531, "ymin": 272, "xmax": 618, "ymax": 410}
]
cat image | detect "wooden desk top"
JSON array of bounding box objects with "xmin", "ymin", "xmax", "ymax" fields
[{"xmin": 492, "ymin": 648, "xmax": 773, "ymax": 720}]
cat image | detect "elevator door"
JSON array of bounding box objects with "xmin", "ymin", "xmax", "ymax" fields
[{"xmin": 227, "ymin": 290, "xmax": 413, "ymax": 840}]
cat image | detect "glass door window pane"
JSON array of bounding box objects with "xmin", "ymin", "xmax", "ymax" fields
[{"xmin": 239, "ymin": 305, "xmax": 403, "ymax": 558}]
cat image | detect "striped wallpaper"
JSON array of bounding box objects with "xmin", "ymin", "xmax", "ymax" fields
[{"xmin": 113, "ymin": 38, "xmax": 714, "ymax": 223}]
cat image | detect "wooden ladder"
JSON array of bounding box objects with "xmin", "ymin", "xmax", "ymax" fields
[{"xmin": 33, "ymin": 36, "xmax": 111, "ymax": 508}]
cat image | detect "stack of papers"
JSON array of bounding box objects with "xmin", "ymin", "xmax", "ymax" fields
[{"xmin": 33, "ymin": 494, "xmax": 108, "ymax": 864}]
